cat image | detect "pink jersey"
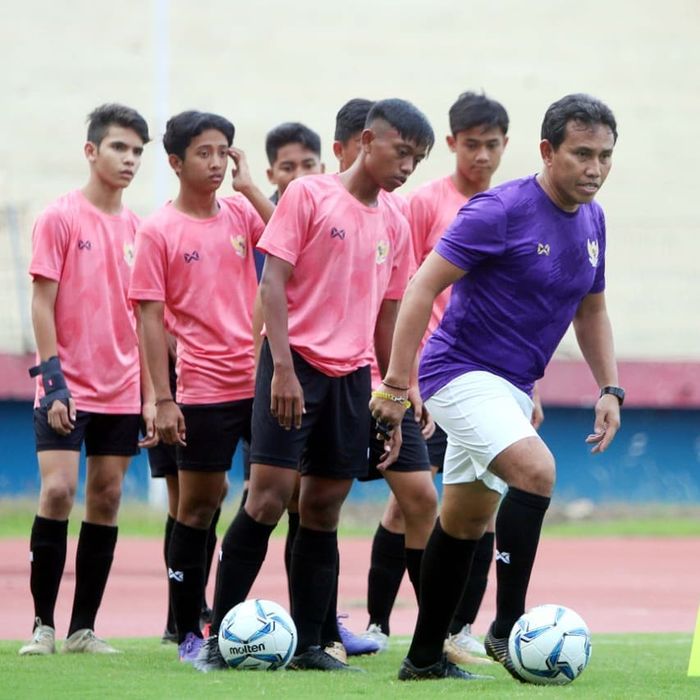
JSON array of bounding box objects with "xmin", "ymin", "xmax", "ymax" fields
[
  {"xmin": 129, "ymin": 196, "xmax": 264, "ymax": 404},
  {"xmin": 257, "ymin": 174, "xmax": 411, "ymax": 377},
  {"xmin": 409, "ymin": 176, "xmax": 469, "ymax": 339},
  {"xmin": 29, "ymin": 190, "xmax": 141, "ymax": 413}
]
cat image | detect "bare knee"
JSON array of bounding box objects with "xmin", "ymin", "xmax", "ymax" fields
[
  {"xmin": 506, "ymin": 456, "xmax": 555, "ymax": 496},
  {"xmin": 491, "ymin": 438, "xmax": 556, "ymax": 497},
  {"xmin": 398, "ymin": 487, "xmax": 438, "ymax": 527},
  {"xmin": 86, "ymin": 481, "xmax": 123, "ymax": 522},
  {"xmin": 245, "ymin": 488, "xmax": 289, "ymax": 526},
  {"xmin": 39, "ymin": 480, "xmax": 76, "ymax": 519},
  {"xmin": 299, "ymin": 490, "xmax": 346, "ymax": 531}
]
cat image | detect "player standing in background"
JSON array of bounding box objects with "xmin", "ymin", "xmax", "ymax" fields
[
  {"xmin": 130, "ymin": 111, "xmax": 271, "ymax": 663},
  {"xmin": 196, "ymin": 98, "xmax": 435, "ymax": 673},
  {"xmin": 363, "ymin": 93, "xmax": 544, "ymax": 664},
  {"xmin": 20, "ymin": 104, "xmax": 153, "ymax": 656},
  {"xmin": 371, "ymin": 93, "xmax": 623, "ymax": 681}
]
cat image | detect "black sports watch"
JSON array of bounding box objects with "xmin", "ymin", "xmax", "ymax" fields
[{"xmin": 600, "ymin": 386, "xmax": 625, "ymax": 406}]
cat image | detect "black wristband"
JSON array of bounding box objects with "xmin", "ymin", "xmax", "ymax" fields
[
  {"xmin": 600, "ymin": 385, "xmax": 625, "ymax": 406},
  {"xmin": 29, "ymin": 356, "xmax": 71, "ymax": 408}
]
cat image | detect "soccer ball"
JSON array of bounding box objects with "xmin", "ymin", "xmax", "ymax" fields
[
  {"xmin": 508, "ymin": 604, "xmax": 591, "ymax": 685},
  {"xmin": 218, "ymin": 599, "xmax": 297, "ymax": 670}
]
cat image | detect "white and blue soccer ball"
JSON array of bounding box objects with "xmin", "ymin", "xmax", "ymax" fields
[
  {"xmin": 218, "ymin": 599, "xmax": 297, "ymax": 670},
  {"xmin": 508, "ymin": 604, "xmax": 591, "ymax": 685}
]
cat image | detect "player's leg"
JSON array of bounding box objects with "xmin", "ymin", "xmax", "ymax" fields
[
  {"xmin": 202, "ymin": 477, "xmax": 227, "ymax": 630},
  {"xmin": 289, "ymin": 474, "xmax": 356, "ymax": 669},
  {"xmin": 365, "ymin": 493, "xmax": 406, "ymax": 639},
  {"xmin": 403, "ymin": 480, "xmax": 499, "ymax": 673},
  {"xmin": 169, "ymin": 401, "xmax": 250, "ymax": 662},
  {"xmin": 447, "ymin": 513, "xmax": 494, "ymax": 656},
  {"xmin": 66, "ymin": 420, "xmax": 137, "ymax": 655},
  {"xmin": 20, "ymin": 440, "xmax": 81, "ymax": 656},
  {"xmin": 287, "ymin": 365, "xmax": 370, "ymax": 672},
  {"xmin": 485, "ymin": 437, "xmax": 553, "ymax": 653},
  {"xmin": 400, "ymin": 371, "xmax": 546, "ymax": 681}
]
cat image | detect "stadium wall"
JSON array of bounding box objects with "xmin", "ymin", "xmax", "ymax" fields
[{"xmin": 2, "ymin": 399, "xmax": 698, "ymax": 504}]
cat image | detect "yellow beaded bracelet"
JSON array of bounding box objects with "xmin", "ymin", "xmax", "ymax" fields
[{"xmin": 371, "ymin": 390, "xmax": 411, "ymax": 409}]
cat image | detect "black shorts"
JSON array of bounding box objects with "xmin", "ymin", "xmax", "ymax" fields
[
  {"xmin": 250, "ymin": 340, "xmax": 370, "ymax": 479},
  {"xmin": 176, "ymin": 399, "xmax": 253, "ymax": 472},
  {"xmin": 147, "ymin": 441, "xmax": 177, "ymax": 478},
  {"xmin": 426, "ymin": 423, "xmax": 448, "ymax": 471},
  {"xmin": 360, "ymin": 408, "xmax": 431, "ymax": 482},
  {"xmin": 34, "ymin": 409, "xmax": 140, "ymax": 457}
]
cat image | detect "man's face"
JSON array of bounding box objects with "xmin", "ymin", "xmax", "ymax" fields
[
  {"xmin": 448, "ymin": 125, "xmax": 507, "ymax": 189},
  {"xmin": 363, "ymin": 121, "xmax": 428, "ymax": 192},
  {"xmin": 541, "ymin": 121, "xmax": 615, "ymax": 210},
  {"xmin": 333, "ymin": 134, "xmax": 362, "ymax": 173},
  {"xmin": 170, "ymin": 129, "xmax": 230, "ymax": 193},
  {"xmin": 267, "ymin": 143, "xmax": 323, "ymax": 195},
  {"xmin": 86, "ymin": 126, "xmax": 144, "ymax": 190}
]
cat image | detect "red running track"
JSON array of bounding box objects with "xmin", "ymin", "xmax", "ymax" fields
[{"xmin": 1, "ymin": 537, "xmax": 698, "ymax": 640}]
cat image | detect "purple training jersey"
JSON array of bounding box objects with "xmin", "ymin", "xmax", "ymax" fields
[{"xmin": 419, "ymin": 175, "xmax": 606, "ymax": 400}]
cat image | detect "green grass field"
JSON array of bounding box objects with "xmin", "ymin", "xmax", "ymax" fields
[
  {"xmin": 1, "ymin": 634, "xmax": 696, "ymax": 699},
  {"xmin": 2, "ymin": 499, "xmax": 700, "ymax": 539}
]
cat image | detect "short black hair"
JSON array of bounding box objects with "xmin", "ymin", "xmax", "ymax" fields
[
  {"xmin": 449, "ymin": 92, "xmax": 509, "ymax": 136},
  {"xmin": 87, "ymin": 104, "xmax": 150, "ymax": 146},
  {"xmin": 541, "ymin": 94, "xmax": 618, "ymax": 149},
  {"xmin": 366, "ymin": 99, "xmax": 435, "ymax": 153},
  {"xmin": 163, "ymin": 111, "xmax": 235, "ymax": 159},
  {"xmin": 334, "ymin": 98, "xmax": 375, "ymax": 143},
  {"xmin": 265, "ymin": 122, "xmax": 321, "ymax": 165}
]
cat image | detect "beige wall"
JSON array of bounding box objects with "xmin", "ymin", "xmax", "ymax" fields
[{"xmin": 1, "ymin": 0, "xmax": 698, "ymax": 358}]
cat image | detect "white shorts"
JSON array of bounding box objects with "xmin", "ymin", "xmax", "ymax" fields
[{"xmin": 425, "ymin": 371, "xmax": 537, "ymax": 495}]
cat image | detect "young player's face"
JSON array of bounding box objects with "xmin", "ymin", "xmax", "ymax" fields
[
  {"xmin": 267, "ymin": 144, "xmax": 323, "ymax": 195},
  {"xmin": 171, "ymin": 129, "xmax": 230, "ymax": 193},
  {"xmin": 448, "ymin": 126, "xmax": 507, "ymax": 188},
  {"xmin": 363, "ymin": 123, "xmax": 428, "ymax": 192},
  {"xmin": 333, "ymin": 134, "xmax": 362, "ymax": 173},
  {"xmin": 87, "ymin": 126, "xmax": 145, "ymax": 190},
  {"xmin": 541, "ymin": 121, "xmax": 615, "ymax": 211}
]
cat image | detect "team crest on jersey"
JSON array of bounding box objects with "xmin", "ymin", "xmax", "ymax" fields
[
  {"xmin": 587, "ymin": 239, "xmax": 599, "ymax": 268},
  {"xmin": 230, "ymin": 235, "xmax": 247, "ymax": 258},
  {"xmin": 376, "ymin": 240, "xmax": 389, "ymax": 265},
  {"xmin": 123, "ymin": 242, "xmax": 135, "ymax": 267},
  {"xmin": 537, "ymin": 243, "xmax": 550, "ymax": 256}
]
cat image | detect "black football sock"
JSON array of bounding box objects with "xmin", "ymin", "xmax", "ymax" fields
[
  {"xmin": 407, "ymin": 520, "xmax": 478, "ymax": 668},
  {"xmin": 492, "ymin": 487, "xmax": 550, "ymax": 638},
  {"xmin": 68, "ymin": 522, "xmax": 118, "ymax": 636},
  {"xmin": 367, "ymin": 523, "xmax": 406, "ymax": 635},
  {"xmin": 210, "ymin": 509, "xmax": 275, "ymax": 635},
  {"xmin": 320, "ymin": 549, "xmax": 341, "ymax": 647},
  {"xmin": 449, "ymin": 530, "xmax": 494, "ymax": 634},
  {"xmin": 202, "ymin": 507, "xmax": 221, "ymax": 611},
  {"xmin": 29, "ymin": 515, "xmax": 68, "ymax": 629},
  {"xmin": 290, "ymin": 527, "xmax": 338, "ymax": 653},
  {"xmin": 284, "ymin": 511, "xmax": 300, "ymax": 608},
  {"xmin": 163, "ymin": 514, "xmax": 176, "ymax": 633},
  {"xmin": 167, "ymin": 521, "xmax": 208, "ymax": 643},
  {"xmin": 405, "ymin": 548, "xmax": 424, "ymax": 603}
]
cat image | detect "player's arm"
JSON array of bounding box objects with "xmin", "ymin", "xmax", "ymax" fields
[
  {"xmin": 135, "ymin": 305, "xmax": 158, "ymax": 448},
  {"xmin": 228, "ymin": 147, "xmax": 275, "ymax": 223},
  {"xmin": 371, "ymin": 251, "xmax": 465, "ymax": 427},
  {"xmin": 572, "ymin": 291, "xmax": 620, "ymax": 453},
  {"xmin": 259, "ymin": 254, "xmax": 304, "ymax": 430},
  {"xmin": 30, "ymin": 276, "xmax": 76, "ymax": 435},
  {"xmin": 138, "ymin": 300, "xmax": 186, "ymax": 446}
]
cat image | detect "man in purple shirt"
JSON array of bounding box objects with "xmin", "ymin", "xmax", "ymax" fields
[{"xmin": 370, "ymin": 93, "xmax": 623, "ymax": 682}]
